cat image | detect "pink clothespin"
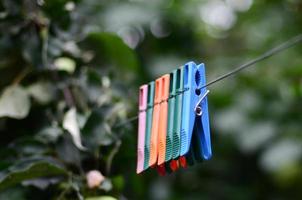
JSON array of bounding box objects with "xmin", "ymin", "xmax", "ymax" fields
[{"xmin": 137, "ymin": 85, "xmax": 148, "ymax": 174}]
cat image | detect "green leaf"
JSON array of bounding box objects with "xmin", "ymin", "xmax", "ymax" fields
[
  {"xmin": 36, "ymin": 125, "xmax": 63, "ymax": 143},
  {"xmin": 56, "ymin": 134, "xmax": 81, "ymax": 165},
  {"xmin": 86, "ymin": 196, "xmax": 117, "ymax": 200},
  {"xmin": 54, "ymin": 57, "xmax": 76, "ymax": 74},
  {"xmin": 85, "ymin": 32, "xmax": 139, "ymax": 71},
  {"xmin": 99, "ymin": 179, "xmax": 112, "ymax": 192},
  {"xmin": 22, "ymin": 177, "xmax": 61, "ymax": 190},
  {"xmin": 82, "ymin": 109, "xmax": 115, "ymax": 148},
  {"xmin": 11, "ymin": 137, "xmax": 47, "ymax": 156},
  {"xmin": 0, "ymin": 85, "xmax": 30, "ymax": 119},
  {"xmin": 27, "ymin": 82, "xmax": 55, "ymax": 104},
  {"xmin": 0, "ymin": 187, "xmax": 26, "ymax": 200},
  {"xmin": 22, "ymin": 27, "xmax": 43, "ymax": 68},
  {"xmin": 0, "ymin": 161, "xmax": 66, "ymax": 191},
  {"xmin": 63, "ymin": 108, "xmax": 86, "ymax": 150}
]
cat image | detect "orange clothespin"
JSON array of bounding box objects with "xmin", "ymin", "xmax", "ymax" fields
[
  {"xmin": 149, "ymin": 77, "xmax": 162, "ymax": 167},
  {"xmin": 158, "ymin": 74, "xmax": 170, "ymax": 166}
]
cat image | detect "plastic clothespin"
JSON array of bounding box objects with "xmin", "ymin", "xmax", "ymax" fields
[
  {"xmin": 165, "ymin": 72, "xmax": 176, "ymax": 163},
  {"xmin": 180, "ymin": 62, "xmax": 212, "ymax": 163},
  {"xmin": 137, "ymin": 84, "xmax": 148, "ymax": 174},
  {"xmin": 165, "ymin": 68, "xmax": 184, "ymax": 172},
  {"xmin": 149, "ymin": 77, "xmax": 163, "ymax": 167},
  {"xmin": 158, "ymin": 74, "xmax": 170, "ymax": 166},
  {"xmin": 172, "ymin": 67, "xmax": 184, "ymax": 160},
  {"xmin": 143, "ymin": 82, "xmax": 155, "ymax": 170}
]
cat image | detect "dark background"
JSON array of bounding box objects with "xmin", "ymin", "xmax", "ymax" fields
[{"xmin": 0, "ymin": 0, "xmax": 301, "ymax": 199}]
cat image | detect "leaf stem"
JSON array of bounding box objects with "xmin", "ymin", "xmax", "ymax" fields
[
  {"xmin": 106, "ymin": 140, "xmax": 121, "ymax": 175},
  {"xmin": 12, "ymin": 67, "xmax": 32, "ymax": 86}
]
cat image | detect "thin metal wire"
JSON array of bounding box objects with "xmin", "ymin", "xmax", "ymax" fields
[
  {"xmin": 201, "ymin": 33, "xmax": 302, "ymax": 89},
  {"xmin": 194, "ymin": 90, "xmax": 210, "ymax": 116},
  {"xmin": 114, "ymin": 115, "xmax": 139, "ymax": 128},
  {"xmin": 113, "ymin": 33, "xmax": 302, "ymax": 128}
]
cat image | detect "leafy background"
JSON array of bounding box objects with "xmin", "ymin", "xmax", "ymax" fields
[{"xmin": 0, "ymin": 0, "xmax": 301, "ymax": 199}]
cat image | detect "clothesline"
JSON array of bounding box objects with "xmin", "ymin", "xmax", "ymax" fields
[{"xmin": 114, "ymin": 33, "xmax": 302, "ymax": 128}]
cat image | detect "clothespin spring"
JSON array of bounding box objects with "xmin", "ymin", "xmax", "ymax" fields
[{"xmin": 194, "ymin": 90, "xmax": 210, "ymax": 116}]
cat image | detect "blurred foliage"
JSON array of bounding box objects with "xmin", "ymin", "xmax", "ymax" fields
[{"xmin": 0, "ymin": 0, "xmax": 301, "ymax": 199}]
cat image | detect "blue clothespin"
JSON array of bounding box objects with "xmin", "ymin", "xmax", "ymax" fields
[{"xmin": 180, "ymin": 61, "xmax": 212, "ymax": 163}]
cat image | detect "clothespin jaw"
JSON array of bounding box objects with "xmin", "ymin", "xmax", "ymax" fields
[
  {"xmin": 180, "ymin": 62, "xmax": 212, "ymax": 160},
  {"xmin": 144, "ymin": 82, "xmax": 155, "ymax": 170},
  {"xmin": 137, "ymin": 84, "xmax": 148, "ymax": 174},
  {"xmin": 158, "ymin": 74, "xmax": 170, "ymax": 165}
]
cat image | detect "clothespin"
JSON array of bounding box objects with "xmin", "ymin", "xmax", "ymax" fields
[
  {"xmin": 143, "ymin": 82, "xmax": 155, "ymax": 170},
  {"xmin": 168, "ymin": 68, "xmax": 184, "ymax": 171},
  {"xmin": 149, "ymin": 77, "xmax": 163, "ymax": 167},
  {"xmin": 180, "ymin": 62, "xmax": 212, "ymax": 165},
  {"xmin": 158, "ymin": 74, "xmax": 170, "ymax": 166},
  {"xmin": 138, "ymin": 61, "xmax": 212, "ymax": 175},
  {"xmin": 137, "ymin": 84, "xmax": 148, "ymax": 174},
  {"xmin": 165, "ymin": 72, "xmax": 176, "ymax": 163}
]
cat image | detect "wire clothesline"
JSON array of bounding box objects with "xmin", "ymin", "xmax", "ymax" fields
[{"xmin": 114, "ymin": 33, "xmax": 302, "ymax": 128}]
